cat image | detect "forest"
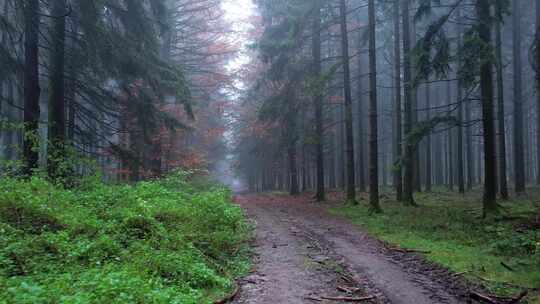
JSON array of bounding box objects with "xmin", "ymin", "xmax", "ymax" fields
[{"xmin": 0, "ymin": 0, "xmax": 540, "ymax": 303}]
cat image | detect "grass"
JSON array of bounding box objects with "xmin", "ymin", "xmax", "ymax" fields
[
  {"xmin": 0, "ymin": 171, "xmax": 251, "ymax": 304},
  {"xmin": 330, "ymin": 187, "xmax": 540, "ymax": 303}
]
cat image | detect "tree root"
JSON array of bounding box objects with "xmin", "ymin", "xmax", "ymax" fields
[{"xmin": 213, "ymin": 281, "xmax": 240, "ymax": 304}]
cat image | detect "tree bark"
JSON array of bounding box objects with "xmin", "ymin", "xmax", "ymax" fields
[
  {"xmin": 339, "ymin": 0, "xmax": 356, "ymax": 202},
  {"xmin": 476, "ymin": 0, "xmax": 498, "ymax": 216},
  {"xmin": 393, "ymin": 0, "xmax": 403, "ymax": 201},
  {"xmin": 456, "ymin": 8, "xmax": 465, "ymax": 194},
  {"xmin": 411, "ymin": 20, "xmax": 421, "ymax": 193},
  {"xmin": 356, "ymin": 28, "xmax": 367, "ymax": 193},
  {"xmin": 288, "ymin": 143, "xmax": 299, "ymax": 195},
  {"xmin": 512, "ymin": 0, "xmax": 526, "ymax": 194},
  {"xmin": 313, "ymin": 0, "xmax": 325, "ymax": 201},
  {"xmin": 425, "ymin": 81, "xmax": 432, "ymax": 191},
  {"xmin": 447, "ymin": 81, "xmax": 454, "ymax": 191},
  {"xmin": 287, "ymin": 89, "xmax": 299, "ymax": 195},
  {"xmin": 22, "ymin": 0, "xmax": 41, "ymax": 176},
  {"xmin": 495, "ymin": 2, "xmax": 509, "ymax": 199},
  {"xmin": 401, "ymin": 0, "xmax": 416, "ymax": 206},
  {"xmin": 47, "ymin": 0, "xmax": 67, "ymax": 180},
  {"xmin": 367, "ymin": 0, "xmax": 381, "ymax": 212},
  {"xmin": 465, "ymin": 92, "xmax": 474, "ymax": 189},
  {"xmin": 535, "ymin": 0, "xmax": 540, "ymax": 185}
]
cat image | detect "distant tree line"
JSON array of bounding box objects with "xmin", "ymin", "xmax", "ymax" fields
[{"xmin": 235, "ymin": 0, "xmax": 540, "ymax": 217}]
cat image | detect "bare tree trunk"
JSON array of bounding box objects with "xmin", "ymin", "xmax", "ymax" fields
[
  {"xmin": 47, "ymin": 0, "xmax": 67, "ymax": 180},
  {"xmin": 534, "ymin": 0, "xmax": 540, "ymax": 185},
  {"xmin": 401, "ymin": 0, "xmax": 416, "ymax": 206},
  {"xmin": 465, "ymin": 96, "xmax": 474, "ymax": 189},
  {"xmin": 301, "ymin": 106, "xmax": 307, "ymax": 192},
  {"xmin": 411, "ymin": 18, "xmax": 421, "ymax": 193},
  {"xmin": 495, "ymin": 2, "xmax": 509, "ymax": 199},
  {"xmin": 512, "ymin": 0, "xmax": 526, "ymax": 194},
  {"xmin": 476, "ymin": 0, "xmax": 498, "ymax": 216},
  {"xmin": 313, "ymin": 0, "xmax": 325, "ymax": 200},
  {"xmin": 288, "ymin": 144, "xmax": 299, "ymax": 195},
  {"xmin": 367, "ymin": 0, "xmax": 381, "ymax": 212},
  {"xmin": 447, "ymin": 81, "xmax": 454, "ymax": 191},
  {"xmin": 456, "ymin": 8, "xmax": 465, "ymax": 194},
  {"xmin": 22, "ymin": 0, "xmax": 41, "ymax": 176},
  {"xmin": 339, "ymin": 0, "xmax": 356, "ymax": 202},
  {"xmin": 393, "ymin": 0, "xmax": 403, "ymax": 201},
  {"xmin": 425, "ymin": 81, "xmax": 432, "ymax": 191},
  {"xmin": 356, "ymin": 29, "xmax": 367, "ymax": 193},
  {"xmin": 287, "ymin": 91, "xmax": 299, "ymax": 195}
]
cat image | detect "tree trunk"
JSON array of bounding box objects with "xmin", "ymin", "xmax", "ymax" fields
[
  {"xmin": 512, "ymin": 0, "xmax": 526, "ymax": 194},
  {"xmin": 425, "ymin": 81, "xmax": 432, "ymax": 191},
  {"xmin": 66, "ymin": 8, "xmax": 79, "ymax": 146},
  {"xmin": 313, "ymin": 0, "xmax": 325, "ymax": 201},
  {"xmin": 287, "ymin": 89, "xmax": 299, "ymax": 195},
  {"xmin": 339, "ymin": 0, "xmax": 356, "ymax": 202},
  {"xmin": 401, "ymin": 0, "xmax": 416, "ymax": 206},
  {"xmin": 22, "ymin": 0, "xmax": 41, "ymax": 176},
  {"xmin": 4, "ymin": 82, "xmax": 15, "ymax": 161},
  {"xmin": 495, "ymin": 2, "xmax": 509, "ymax": 199},
  {"xmin": 465, "ymin": 92, "xmax": 474, "ymax": 189},
  {"xmin": 456, "ymin": 8, "xmax": 465, "ymax": 194},
  {"xmin": 288, "ymin": 143, "xmax": 299, "ymax": 195},
  {"xmin": 446, "ymin": 81, "xmax": 454, "ymax": 190},
  {"xmin": 356, "ymin": 29, "xmax": 367, "ymax": 193},
  {"xmin": 535, "ymin": 0, "xmax": 540, "ymax": 185},
  {"xmin": 367, "ymin": 0, "xmax": 381, "ymax": 212},
  {"xmin": 393, "ymin": 0, "xmax": 403, "ymax": 201},
  {"xmin": 476, "ymin": 0, "xmax": 498, "ymax": 216},
  {"xmin": 301, "ymin": 108, "xmax": 307, "ymax": 192},
  {"xmin": 47, "ymin": 0, "xmax": 67, "ymax": 180}
]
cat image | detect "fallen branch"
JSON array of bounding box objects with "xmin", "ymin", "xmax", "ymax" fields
[
  {"xmin": 337, "ymin": 286, "xmax": 361, "ymax": 294},
  {"xmin": 388, "ymin": 247, "xmax": 431, "ymax": 254},
  {"xmin": 305, "ymin": 296, "xmax": 323, "ymax": 302},
  {"xmin": 213, "ymin": 282, "xmax": 240, "ymax": 304},
  {"xmin": 320, "ymin": 295, "xmax": 376, "ymax": 302},
  {"xmin": 500, "ymin": 261, "xmax": 514, "ymax": 272},
  {"xmin": 341, "ymin": 275, "xmax": 355, "ymax": 284},
  {"xmin": 469, "ymin": 291, "xmax": 497, "ymax": 304},
  {"xmin": 340, "ymin": 273, "xmax": 364, "ymax": 286}
]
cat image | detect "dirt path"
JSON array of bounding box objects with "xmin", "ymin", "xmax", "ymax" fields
[{"xmin": 232, "ymin": 194, "xmax": 473, "ymax": 304}]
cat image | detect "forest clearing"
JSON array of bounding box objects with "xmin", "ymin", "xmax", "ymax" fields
[{"xmin": 1, "ymin": 0, "xmax": 540, "ymax": 303}]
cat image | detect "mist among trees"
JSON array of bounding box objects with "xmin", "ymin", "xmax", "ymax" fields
[
  {"xmin": 1, "ymin": 0, "xmax": 540, "ymax": 303},
  {"xmin": 234, "ymin": 0, "xmax": 540, "ymax": 217}
]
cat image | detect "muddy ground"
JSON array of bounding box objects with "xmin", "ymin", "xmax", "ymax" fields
[{"xmin": 230, "ymin": 193, "xmax": 487, "ymax": 304}]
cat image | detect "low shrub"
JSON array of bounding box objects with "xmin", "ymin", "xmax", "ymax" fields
[{"xmin": 0, "ymin": 171, "xmax": 250, "ymax": 303}]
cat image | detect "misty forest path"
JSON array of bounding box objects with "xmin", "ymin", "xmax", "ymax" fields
[{"xmin": 231, "ymin": 193, "xmax": 473, "ymax": 304}]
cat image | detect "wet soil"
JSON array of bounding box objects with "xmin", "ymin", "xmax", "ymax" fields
[{"xmin": 231, "ymin": 193, "xmax": 479, "ymax": 304}]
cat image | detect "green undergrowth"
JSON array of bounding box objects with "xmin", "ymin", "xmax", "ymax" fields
[
  {"xmin": 330, "ymin": 188, "xmax": 540, "ymax": 303},
  {"xmin": 0, "ymin": 171, "xmax": 251, "ymax": 304}
]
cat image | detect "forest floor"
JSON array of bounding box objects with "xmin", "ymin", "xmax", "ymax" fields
[{"xmin": 232, "ymin": 191, "xmax": 539, "ymax": 304}]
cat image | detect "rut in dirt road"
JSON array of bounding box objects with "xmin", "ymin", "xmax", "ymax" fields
[{"xmin": 232, "ymin": 194, "xmax": 473, "ymax": 304}]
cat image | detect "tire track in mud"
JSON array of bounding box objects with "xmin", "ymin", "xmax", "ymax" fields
[{"xmin": 232, "ymin": 194, "xmax": 469, "ymax": 304}]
